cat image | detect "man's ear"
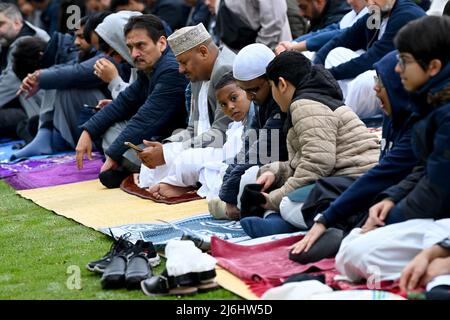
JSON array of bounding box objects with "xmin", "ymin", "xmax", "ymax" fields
[
  {"xmin": 428, "ymin": 59, "xmax": 442, "ymax": 77},
  {"xmin": 278, "ymin": 76, "xmax": 288, "ymax": 93},
  {"xmin": 158, "ymin": 36, "xmax": 167, "ymax": 53},
  {"xmin": 13, "ymin": 17, "xmax": 23, "ymax": 31},
  {"xmin": 197, "ymin": 44, "xmax": 209, "ymax": 59}
]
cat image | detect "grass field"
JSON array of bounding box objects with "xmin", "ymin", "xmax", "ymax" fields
[{"xmin": 0, "ymin": 181, "xmax": 239, "ymax": 300}]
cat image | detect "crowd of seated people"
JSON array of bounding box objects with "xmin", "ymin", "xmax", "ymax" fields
[{"xmin": 1, "ymin": 0, "xmax": 450, "ymax": 299}]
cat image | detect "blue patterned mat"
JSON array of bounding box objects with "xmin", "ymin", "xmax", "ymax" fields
[{"xmin": 99, "ymin": 213, "xmax": 250, "ymax": 250}]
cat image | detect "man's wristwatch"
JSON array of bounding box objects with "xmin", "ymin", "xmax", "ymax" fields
[
  {"xmin": 437, "ymin": 237, "xmax": 450, "ymax": 250},
  {"xmin": 313, "ymin": 213, "xmax": 328, "ymax": 228}
]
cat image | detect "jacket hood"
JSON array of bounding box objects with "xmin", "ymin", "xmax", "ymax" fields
[
  {"xmin": 95, "ymin": 11, "xmax": 142, "ymax": 66},
  {"xmin": 293, "ymin": 64, "xmax": 344, "ymax": 110},
  {"xmin": 374, "ymin": 50, "xmax": 411, "ymax": 128}
]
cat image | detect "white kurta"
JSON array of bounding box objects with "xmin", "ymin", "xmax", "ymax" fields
[
  {"xmin": 336, "ymin": 218, "xmax": 450, "ymax": 287},
  {"xmin": 138, "ymin": 98, "xmax": 244, "ymax": 201},
  {"xmin": 323, "ymin": 17, "xmax": 389, "ymax": 119}
]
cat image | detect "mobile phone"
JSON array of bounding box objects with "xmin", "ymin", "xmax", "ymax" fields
[
  {"xmin": 124, "ymin": 141, "xmax": 143, "ymax": 152},
  {"xmin": 83, "ymin": 104, "xmax": 98, "ymax": 110}
]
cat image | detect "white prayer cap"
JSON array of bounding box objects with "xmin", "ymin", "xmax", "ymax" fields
[
  {"xmin": 233, "ymin": 43, "xmax": 275, "ymax": 81},
  {"xmin": 167, "ymin": 23, "xmax": 211, "ymax": 56}
]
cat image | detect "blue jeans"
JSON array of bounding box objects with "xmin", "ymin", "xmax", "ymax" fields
[{"xmin": 240, "ymin": 213, "xmax": 300, "ymax": 238}]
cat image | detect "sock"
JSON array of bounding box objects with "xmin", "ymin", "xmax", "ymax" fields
[
  {"xmin": 10, "ymin": 128, "xmax": 53, "ymax": 160},
  {"xmin": 289, "ymin": 228, "xmax": 343, "ymax": 264},
  {"xmin": 51, "ymin": 129, "xmax": 71, "ymax": 152},
  {"xmin": 240, "ymin": 213, "xmax": 299, "ymax": 238},
  {"xmin": 98, "ymin": 167, "xmax": 131, "ymax": 189}
]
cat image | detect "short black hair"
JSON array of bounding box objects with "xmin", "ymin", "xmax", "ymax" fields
[
  {"xmin": 444, "ymin": 1, "xmax": 450, "ymax": 16},
  {"xmin": 12, "ymin": 36, "xmax": 47, "ymax": 80},
  {"xmin": 110, "ymin": 0, "xmax": 146, "ymax": 11},
  {"xmin": 214, "ymin": 71, "xmax": 236, "ymax": 91},
  {"xmin": 110, "ymin": 0, "xmax": 131, "ymax": 11},
  {"xmin": 97, "ymin": 35, "xmax": 113, "ymax": 53},
  {"xmin": 394, "ymin": 15, "xmax": 450, "ymax": 69},
  {"xmin": 83, "ymin": 11, "xmax": 111, "ymax": 44},
  {"xmin": 79, "ymin": 15, "xmax": 89, "ymax": 28},
  {"xmin": 265, "ymin": 51, "xmax": 312, "ymax": 87},
  {"xmin": 123, "ymin": 14, "xmax": 166, "ymax": 43}
]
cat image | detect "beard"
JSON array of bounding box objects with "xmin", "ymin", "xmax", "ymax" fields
[
  {"xmin": 380, "ymin": 0, "xmax": 395, "ymax": 14},
  {"xmin": 309, "ymin": 5, "xmax": 324, "ymax": 27}
]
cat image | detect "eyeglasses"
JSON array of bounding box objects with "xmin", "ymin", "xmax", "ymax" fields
[
  {"xmin": 243, "ymin": 86, "xmax": 261, "ymax": 96},
  {"xmin": 373, "ymin": 75, "xmax": 384, "ymax": 89},
  {"xmin": 396, "ymin": 54, "xmax": 425, "ymax": 71}
]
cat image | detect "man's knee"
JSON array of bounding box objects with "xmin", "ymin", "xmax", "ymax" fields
[{"xmin": 324, "ymin": 47, "xmax": 360, "ymax": 69}]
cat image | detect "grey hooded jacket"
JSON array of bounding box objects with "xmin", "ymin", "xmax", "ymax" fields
[{"xmin": 95, "ymin": 10, "xmax": 142, "ymax": 99}]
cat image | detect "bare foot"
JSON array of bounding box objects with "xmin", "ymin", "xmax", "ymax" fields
[
  {"xmin": 157, "ymin": 183, "xmax": 195, "ymax": 198},
  {"xmin": 146, "ymin": 184, "xmax": 160, "ymax": 194}
]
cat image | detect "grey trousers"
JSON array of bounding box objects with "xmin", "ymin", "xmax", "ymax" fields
[{"xmin": 101, "ymin": 121, "xmax": 142, "ymax": 171}]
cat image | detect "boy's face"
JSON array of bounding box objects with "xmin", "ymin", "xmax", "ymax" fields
[
  {"xmin": 269, "ymin": 79, "xmax": 291, "ymax": 113},
  {"xmin": 395, "ymin": 52, "xmax": 431, "ymax": 92},
  {"xmin": 216, "ymin": 83, "xmax": 251, "ymax": 122},
  {"xmin": 373, "ymin": 74, "xmax": 392, "ymax": 116}
]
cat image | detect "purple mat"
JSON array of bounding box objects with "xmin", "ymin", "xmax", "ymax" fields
[
  {"xmin": 1, "ymin": 152, "xmax": 104, "ymax": 190},
  {"xmin": 4, "ymin": 157, "xmax": 103, "ymax": 190}
]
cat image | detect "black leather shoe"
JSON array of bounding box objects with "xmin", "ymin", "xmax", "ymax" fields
[
  {"xmin": 100, "ymin": 255, "xmax": 127, "ymax": 289},
  {"xmin": 140, "ymin": 269, "xmax": 197, "ymax": 296},
  {"xmin": 98, "ymin": 168, "xmax": 130, "ymax": 189},
  {"xmin": 125, "ymin": 254, "xmax": 152, "ymax": 290}
]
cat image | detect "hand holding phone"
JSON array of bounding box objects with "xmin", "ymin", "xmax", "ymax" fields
[
  {"xmin": 124, "ymin": 141, "xmax": 143, "ymax": 152},
  {"xmin": 83, "ymin": 104, "xmax": 98, "ymax": 111}
]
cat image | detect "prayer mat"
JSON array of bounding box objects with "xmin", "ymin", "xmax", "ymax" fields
[
  {"xmin": 99, "ymin": 213, "xmax": 249, "ymax": 250},
  {"xmin": 211, "ymin": 236, "xmax": 335, "ymax": 297},
  {"xmin": 212, "ymin": 234, "xmax": 403, "ymax": 298},
  {"xmin": 120, "ymin": 174, "xmax": 203, "ymax": 204},
  {"xmin": 4, "ymin": 156, "xmax": 103, "ymax": 190},
  {"xmin": 215, "ymin": 266, "xmax": 259, "ymax": 300},
  {"xmin": 17, "ymin": 179, "xmax": 209, "ymax": 229},
  {"xmin": 0, "ymin": 140, "xmax": 23, "ymax": 163},
  {"xmin": 0, "ymin": 152, "xmax": 92, "ymax": 179}
]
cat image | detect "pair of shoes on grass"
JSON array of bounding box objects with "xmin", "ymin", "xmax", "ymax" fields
[
  {"xmin": 141, "ymin": 239, "xmax": 219, "ymax": 296},
  {"xmin": 87, "ymin": 236, "xmax": 160, "ymax": 290}
]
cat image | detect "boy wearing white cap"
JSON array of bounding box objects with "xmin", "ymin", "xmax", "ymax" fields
[{"xmin": 216, "ymin": 43, "xmax": 288, "ymax": 219}]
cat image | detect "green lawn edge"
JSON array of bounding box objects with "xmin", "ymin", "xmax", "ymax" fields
[{"xmin": 0, "ymin": 181, "xmax": 240, "ymax": 300}]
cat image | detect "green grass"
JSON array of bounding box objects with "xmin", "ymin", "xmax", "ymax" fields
[{"xmin": 0, "ymin": 181, "xmax": 239, "ymax": 300}]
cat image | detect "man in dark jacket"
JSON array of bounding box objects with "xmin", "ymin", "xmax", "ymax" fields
[
  {"xmin": 290, "ymin": 50, "xmax": 419, "ymax": 259},
  {"xmin": 313, "ymin": 0, "xmax": 425, "ymax": 119},
  {"xmin": 334, "ymin": 16, "xmax": 450, "ymax": 286},
  {"xmin": 298, "ymin": 0, "xmax": 351, "ymax": 32},
  {"xmin": 11, "ymin": 14, "xmax": 113, "ymax": 160},
  {"xmin": 76, "ymin": 14, "xmax": 188, "ymax": 188},
  {"xmin": 362, "ymin": 16, "xmax": 450, "ymax": 230},
  {"xmin": 0, "ymin": 3, "xmax": 49, "ymax": 139},
  {"xmin": 216, "ymin": 43, "xmax": 288, "ymax": 219}
]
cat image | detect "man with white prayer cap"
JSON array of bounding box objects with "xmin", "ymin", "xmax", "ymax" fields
[
  {"xmin": 212, "ymin": 43, "xmax": 289, "ymax": 220},
  {"xmin": 136, "ymin": 22, "xmax": 236, "ymax": 199}
]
